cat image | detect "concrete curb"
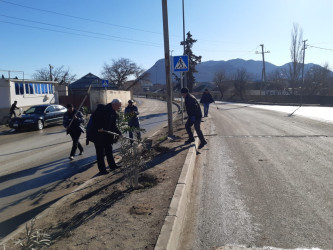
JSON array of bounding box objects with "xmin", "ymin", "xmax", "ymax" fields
[{"xmin": 154, "ymin": 136, "xmax": 199, "ymax": 250}]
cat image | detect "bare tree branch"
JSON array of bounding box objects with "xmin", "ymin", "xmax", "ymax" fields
[{"xmin": 101, "ymin": 58, "xmax": 143, "ymax": 89}]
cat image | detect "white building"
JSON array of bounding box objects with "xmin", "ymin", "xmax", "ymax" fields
[{"xmin": 0, "ymin": 77, "xmax": 58, "ymax": 121}]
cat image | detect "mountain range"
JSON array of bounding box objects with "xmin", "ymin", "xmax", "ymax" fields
[{"xmin": 145, "ymin": 58, "xmax": 327, "ymax": 84}]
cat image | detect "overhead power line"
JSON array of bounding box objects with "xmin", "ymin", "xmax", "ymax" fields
[
  {"xmin": 0, "ymin": 0, "xmax": 162, "ymax": 35},
  {"xmin": 308, "ymin": 45, "xmax": 333, "ymax": 52},
  {"xmin": 0, "ymin": 20, "xmax": 163, "ymax": 47},
  {"xmin": 0, "ymin": 0, "xmax": 238, "ymax": 45},
  {"xmin": 0, "ymin": 14, "xmax": 162, "ymax": 46}
]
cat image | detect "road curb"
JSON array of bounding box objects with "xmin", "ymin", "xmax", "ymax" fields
[{"xmin": 154, "ymin": 134, "xmax": 199, "ymax": 250}]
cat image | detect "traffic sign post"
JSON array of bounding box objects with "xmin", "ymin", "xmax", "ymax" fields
[
  {"xmin": 102, "ymin": 79, "xmax": 109, "ymax": 87},
  {"xmin": 102, "ymin": 79, "xmax": 109, "ymax": 103},
  {"xmin": 173, "ymin": 55, "xmax": 189, "ymax": 72},
  {"xmin": 173, "ymin": 55, "xmax": 188, "ymax": 124}
]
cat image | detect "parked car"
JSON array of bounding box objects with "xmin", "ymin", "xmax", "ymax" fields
[{"xmin": 9, "ymin": 104, "xmax": 67, "ymax": 130}]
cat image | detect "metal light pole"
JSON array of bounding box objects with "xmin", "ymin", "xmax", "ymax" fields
[
  {"xmin": 182, "ymin": 0, "xmax": 187, "ymax": 89},
  {"xmin": 170, "ymin": 50, "xmax": 174, "ymax": 100},
  {"xmin": 301, "ymin": 39, "xmax": 307, "ymax": 107},
  {"xmin": 49, "ymin": 64, "xmax": 53, "ymax": 81},
  {"xmin": 162, "ymin": 0, "xmax": 173, "ymax": 136}
]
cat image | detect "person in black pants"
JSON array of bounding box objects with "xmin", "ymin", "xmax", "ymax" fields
[
  {"xmin": 200, "ymin": 89, "xmax": 214, "ymax": 117},
  {"xmin": 63, "ymin": 104, "xmax": 85, "ymax": 161},
  {"xmin": 125, "ymin": 99, "xmax": 141, "ymax": 141},
  {"xmin": 9, "ymin": 101, "xmax": 19, "ymax": 118},
  {"xmin": 181, "ymin": 88, "xmax": 207, "ymax": 149},
  {"xmin": 90, "ymin": 99, "xmax": 122, "ymax": 175}
]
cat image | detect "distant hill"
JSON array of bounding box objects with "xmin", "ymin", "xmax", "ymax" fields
[{"xmin": 145, "ymin": 58, "xmax": 329, "ymax": 84}]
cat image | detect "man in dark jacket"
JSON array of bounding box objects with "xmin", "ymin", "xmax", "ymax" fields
[
  {"xmin": 63, "ymin": 104, "xmax": 85, "ymax": 161},
  {"xmin": 200, "ymin": 88, "xmax": 214, "ymax": 117},
  {"xmin": 124, "ymin": 99, "xmax": 141, "ymax": 141},
  {"xmin": 10, "ymin": 101, "xmax": 19, "ymax": 118},
  {"xmin": 181, "ymin": 88, "xmax": 207, "ymax": 149},
  {"xmin": 91, "ymin": 99, "xmax": 122, "ymax": 175}
]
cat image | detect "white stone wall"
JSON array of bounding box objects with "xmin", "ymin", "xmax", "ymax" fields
[{"xmin": 89, "ymin": 89, "xmax": 131, "ymax": 112}]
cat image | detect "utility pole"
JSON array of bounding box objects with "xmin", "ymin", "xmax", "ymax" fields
[
  {"xmin": 301, "ymin": 39, "xmax": 308, "ymax": 106},
  {"xmin": 162, "ymin": 0, "xmax": 173, "ymax": 136},
  {"xmin": 49, "ymin": 64, "xmax": 53, "ymax": 81},
  {"xmin": 256, "ymin": 44, "xmax": 270, "ymax": 97},
  {"xmin": 182, "ymin": 0, "xmax": 187, "ymax": 89}
]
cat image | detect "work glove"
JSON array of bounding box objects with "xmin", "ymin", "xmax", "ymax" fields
[{"xmin": 114, "ymin": 133, "xmax": 122, "ymax": 143}]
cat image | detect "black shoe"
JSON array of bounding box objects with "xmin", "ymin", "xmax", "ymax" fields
[
  {"xmin": 184, "ymin": 138, "xmax": 195, "ymax": 144},
  {"xmin": 198, "ymin": 140, "xmax": 207, "ymax": 149},
  {"xmin": 99, "ymin": 170, "xmax": 109, "ymax": 175},
  {"xmin": 109, "ymin": 164, "xmax": 121, "ymax": 170},
  {"xmin": 79, "ymin": 150, "xmax": 84, "ymax": 155},
  {"xmin": 69, "ymin": 156, "xmax": 74, "ymax": 161}
]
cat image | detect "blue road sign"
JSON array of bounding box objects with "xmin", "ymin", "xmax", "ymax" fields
[
  {"xmin": 102, "ymin": 79, "xmax": 109, "ymax": 87},
  {"xmin": 173, "ymin": 55, "xmax": 189, "ymax": 72}
]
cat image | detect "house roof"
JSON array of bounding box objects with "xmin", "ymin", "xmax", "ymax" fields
[{"xmin": 68, "ymin": 73, "xmax": 118, "ymax": 90}]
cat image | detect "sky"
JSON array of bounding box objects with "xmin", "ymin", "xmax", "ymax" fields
[{"xmin": 1, "ymin": 0, "xmax": 333, "ymax": 80}]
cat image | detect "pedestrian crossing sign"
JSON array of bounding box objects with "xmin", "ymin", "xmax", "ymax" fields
[
  {"xmin": 102, "ymin": 79, "xmax": 109, "ymax": 87},
  {"xmin": 173, "ymin": 55, "xmax": 189, "ymax": 72}
]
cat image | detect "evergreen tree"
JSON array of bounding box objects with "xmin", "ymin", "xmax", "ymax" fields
[{"xmin": 180, "ymin": 32, "xmax": 201, "ymax": 92}]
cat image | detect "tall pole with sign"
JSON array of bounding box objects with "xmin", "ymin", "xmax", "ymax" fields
[
  {"xmin": 173, "ymin": 55, "xmax": 189, "ymax": 124},
  {"xmin": 182, "ymin": 0, "xmax": 187, "ymax": 89},
  {"xmin": 162, "ymin": 0, "xmax": 173, "ymax": 136}
]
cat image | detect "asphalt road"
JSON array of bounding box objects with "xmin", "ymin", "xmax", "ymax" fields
[
  {"xmin": 181, "ymin": 103, "xmax": 333, "ymax": 249},
  {"xmin": 0, "ymin": 98, "xmax": 176, "ymax": 239}
]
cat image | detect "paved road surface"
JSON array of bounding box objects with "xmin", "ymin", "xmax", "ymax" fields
[
  {"xmin": 0, "ymin": 98, "xmax": 175, "ymax": 239},
  {"xmin": 181, "ymin": 102, "xmax": 333, "ymax": 249}
]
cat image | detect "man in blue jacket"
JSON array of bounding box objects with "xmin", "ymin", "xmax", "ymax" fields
[
  {"xmin": 181, "ymin": 88, "xmax": 207, "ymax": 149},
  {"xmin": 125, "ymin": 99, "xmax": 141, "ymax": 141},
  {"xmin": 63, "ymin": 104, "xmax": 85, "ymax": 161},
  {"xmin": 200, "ymin": 88, "xmax": 214, "ymax": 117}
]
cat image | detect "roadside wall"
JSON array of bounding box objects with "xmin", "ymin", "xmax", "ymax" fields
[{"xmin": 90, "ymin": 89, "xmax": 131, "ymax": 112}]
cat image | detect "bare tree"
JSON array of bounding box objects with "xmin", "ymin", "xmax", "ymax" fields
[
  {"xmin": 285, "ymin": 23, "xmax": 304, "ymax": 95},
  {"xmin": 303, "ymin": 63, "xmax": 331, "ymax": 95},
  {"xmin": 267, "ymin": 69, "xmax": 288, "ymax": 95},
  {"xmin": 231, "ymin": 68, "xmax": 249, "ymax": 100},
  {"xmin": 33, "ymin": 65, "xmax": 76, "ymax": 85},
  {"xmin": 101, "ymin": 58, "xmax": 143, "ymax": 89},
  {"xmin": 213, "ymin": 70, "xmax": 229, "ymax": 99}
]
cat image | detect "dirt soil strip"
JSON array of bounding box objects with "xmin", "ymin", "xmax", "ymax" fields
[{"xmin": 1, "ymin": 118, "xmax": 194, "ymax": 250}]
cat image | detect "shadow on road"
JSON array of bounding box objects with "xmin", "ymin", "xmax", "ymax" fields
[
  {"xmin": 139, "ymin": 112, "xmax": 167, "ymax": 120},
  {"xmin": 0, "ymin": 198, "xmax": 62, "ymax": 239},
  {"xmin": 0, "ymin": 140, "xmax": 72, "ymax": 156},
  {"xmin": 0, "ymin": 155, "xmax": 97, "ymax": 239}
]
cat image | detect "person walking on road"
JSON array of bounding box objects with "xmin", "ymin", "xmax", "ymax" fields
[
  {"xmin": 90, "ymin": 99, "xmax": 122, "ymax": 175},
  {"xmin": 181, "ymin": 87, "xmax": 207, "ymax": 149},
  {"xmin": 200, "ymin": 88, "xmax": 214, "ymax": 117},
  {"xmin": 63, "ymin": 104, "xmax": 85, "ymax": 161},
  {"xmin": 9, "ymin": 101, "xmax": 19, "ymax": 118},
  {"xmin": 125, "ymin": 99, "xmax": 141, "ymax": 141}
]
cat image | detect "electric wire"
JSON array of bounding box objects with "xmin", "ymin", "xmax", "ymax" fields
[
  {"xmin": 0, "ymin": 0, "xmax": 162, "ymax": 35},
  {"xmin": 308, "ymin": 45, "xmax": 333, "ymax": 52},
  {"xmin": 0, "ymin": 14, "xmax": 162, "ymax": 46},
  {"xmin": 0, "ymin": 20, "xmax": 163, "ymax": 47},
  {"xmin": 0, "ymin": 0, "xmax": 239, "ymax": 45}
]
